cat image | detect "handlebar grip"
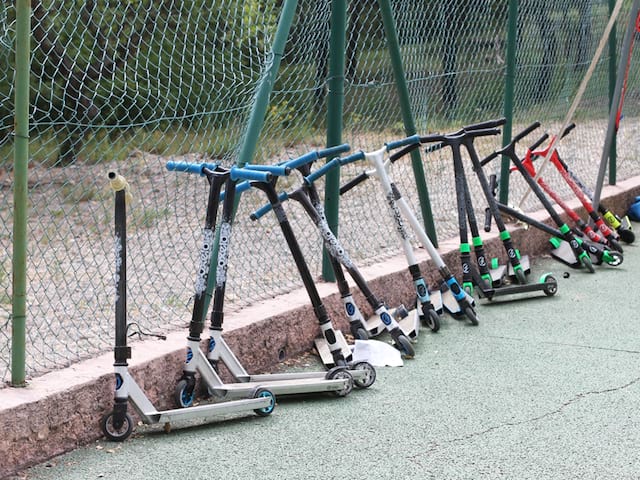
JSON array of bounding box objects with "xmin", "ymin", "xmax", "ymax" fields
[
  {"xmin": 304, "ymin": 151, "xmax": 366, "ymax": 185},
  {"xmin": 464, "ymin": 118, "xmax": 507, "ymax": 131},
  {"xmin": 529, "ymin": 133, "xmax": 549, "ymax": 152},
  {"xmin": 479, "ymin": 151, "xmax": 499, "ymax": 167},
  {"xmin": 385, "ymin": 134, "xmax": 421, "ymax": 151},
  {"xmin": 418, "ymin": 133, "xmax": 448, "ymax": 144},
  {"xmin": 510, "ymin": 121, "xmax": 541, "ymax": 146},
  {"xmin": 284, "ymin": 151, "xmax": 319, "ymax": 171},
  {"xmin": 304, "ymin": 158, "xmax": 340, "ymax": 185},
  {"xmin": 165, "ymin": 161, "xmax": 218, "ymax": 175},
  {"xmin": 229, "ymin": 166, "xmax": 272, "ymax": 182},
  {"xmin": 317, "ymin": 143, "xmax": 350, "ymax": 159},
  {"xmin": 461, "ymin": 127, "xmax": 501, "ymax": 139},
  {"xmin": 389, "ymin": 143, "xmax": 420, "ymax": 163},
  {"xmin": 339, "ymin": 150, "xmax": 366, "ymax": 166},
  {"xmin": 389, "ymin": 140, "xmax": 445, "ymax": 163},
  {"xmin": 219, "ymin": 179, "xmax": 252, "ymax": 201},
  {"xmin": 250, "ymin": 192, "xmax": 289, "ymax": 221},
  {"xmin": 243, "ymin": 164, "xmax": 291, "ymax": 176},
  {"xmin": 108, "ymin": 171, "xmax": 133, "ymax": 203},
  {"xmin": 339, "ymin": 172, "xmax": 369, "ymax": 195},
  {"xmin": 562, "ymin": 123, "xmax": 576, "ymax": 138}
]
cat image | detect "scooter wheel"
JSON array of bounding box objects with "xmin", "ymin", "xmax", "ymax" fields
[
  {"xmin": 174, "ymin": 378, "xmax": 195, "ymax": 408},
  {"xmin": 395, "ymin": 335, "xmax": 415, "ymax": 359},
  {"xmin": 464, "ymin": 306, "xmax": 479, "ymax": 326},
  {"xmin": 353, "ymin": 327, "xmax": 369, "ymax": 340},
  {"xmin": 351, "ymin": 361, "xmax": 376, "ymax": 389},
  {"xmin": 542, "ymin": 276, "xmax": 558, "ymax": 296},
  {"xmin": 101, "ymin": 411, "xmax": 133, "ymax": 442},
  {"xmin": 424, "ymin": 309, "xmax": 440, "ymax": 333},
  {"xmin": 606, "ymin": 251, "xmax": 624, "ymax": 267},
  {"xmin": 581, "ymin": 255, "xmax": 595, "ymax": 273},
  {"xmin": 607, "ymin": 237, "xmax": 624, "ymax": 254},
  {"xmin": 618, "ymin": 228, "xmax": 635, "ymax": 244},
  {"xmin": 326, "ymin": 367, "xmax": 353, "ymax": 397},
  {"xmin": 252, "ymin": 388, "xmax": 276, "ymax": 417}
]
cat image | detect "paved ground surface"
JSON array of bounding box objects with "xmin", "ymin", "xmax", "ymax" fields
[{"xmin": 11, "ymin": 242, "xmax": 640, "ymax": 480}]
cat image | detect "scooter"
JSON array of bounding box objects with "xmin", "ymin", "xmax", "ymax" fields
[
  {"xmin": 341, "ymin": 136, "xmax": 479, "ymax": 325},
  {"xmin": 528, "ymin": 128, "xmax": 624, "ymax": 253},
  {"xmin": 494, "ymin": 199, "xmax": 623, "ymax": 269},
  {"xmin": 428, "ymin": 123, "xmax": 558, "ymax": 301},
  {"xmin": 101, "ymin": 171, "xmax": 276, "ymax": 442},
  {"xmin": 480, "ymin": 122, "xmax": 595, "ymax": 273},
  {"xmin": 251, "ymin": 151, "xmax": 417, "ymax": 360},
  {"xmin": 166, "ymin": 157, "xmax": 375, "ymax": 407}
]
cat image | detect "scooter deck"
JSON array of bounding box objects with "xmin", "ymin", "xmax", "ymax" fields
[
  {"xmin": 489, "ymin": 264, "xmax": 508, "ymax": 285},
  {"xmin": 211, "ymin": 376, "xmax": 350, "ymax": 398},
  {"xmin": 364, "ymin": 303, "xmax": 417, "ymax": 337},
  {"xmin": 397, "ymin": 310, "xmax": 420, "ymax": 339},
  {"xmin": 364, "ymin": 314, "xmax": 385, "ymax": 337},
  {"xmin": 440, "ymin": 285, "xmax": 476, "ymax": 317},
  {"xmin": 476, "ymin": 276, "xmax": 558, "ymax": 300},
  {"xmin": 314, "ymin": 329, "xmax": 354, "ymax": 368},
  {"xmin": 550, "ymin": 239, "xmax": 580, "ymax": 267}
]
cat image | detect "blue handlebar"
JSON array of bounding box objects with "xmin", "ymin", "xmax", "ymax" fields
[
  {"xmin": 243, "ymin": 164, "xmax": 291, "ymax": 176},
  {"xmin": 229, "ymin": 166, "xmax": 272, "ymax": 182},
  {"xmin": 284, "ymin": 151, "xmax": 319, "ymax": 170},
  {"xmin": 219, "ymin": 179, "xmax": 253, "ymax": 201},
  {"xmin": 165, "ymin": 161, "xmax": 218, "ymax": 175},
  {"xmin": 304, "ymin": 158, "xmax": 340, "ymax": 185},
  {"xmin": 303, "ymin": 151, "xmax": 366, "ymax": 185},
  {"xmin": 250, "ymin": 192, "xmax": 289, "ymax": 220},
  {"xmin": 317, "ymin": 143, "xmax": 350, "ymax": 159},
  {"xmin": 385, "ymin": 134, "xmax": 421, "ymax": 151}
]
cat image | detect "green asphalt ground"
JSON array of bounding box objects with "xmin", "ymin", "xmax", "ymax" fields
[{"xmin": 14, "ymin": 243, "xmax": 640, "ymax": 480}]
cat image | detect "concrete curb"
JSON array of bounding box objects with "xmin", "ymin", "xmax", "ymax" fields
[{"xmin": 2, "ymin": 175, "xmax": 639, "ymax": 479}]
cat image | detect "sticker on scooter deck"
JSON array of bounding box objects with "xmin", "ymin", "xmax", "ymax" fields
[{"xmin": 314, "ymin": 329, "xmax": 353, "ymax": 368}]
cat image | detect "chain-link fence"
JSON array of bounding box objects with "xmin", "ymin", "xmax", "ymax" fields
[{"xmin": 1, "ymin": 0, "xmax": 639, "ymax": 385}]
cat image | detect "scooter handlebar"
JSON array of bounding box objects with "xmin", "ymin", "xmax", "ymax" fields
[
  {"xmin": 229, "ymin": 166, "xmax": 272, "ymax": 183},
  {"xmin": 165, "ymin": 161, "xmax": 218, "ymax": 175},
  {"xmin": 284, "ymin": 143, "xmax": 349, "ymax": 171},
  {"xmin": 510, "ymin": 121, "xmax": 541, "ymax": 146},
  {"xmin": 339, "ymin": 172, "xmax": 369, "ymax": 195},
  {"xmin": 464, "ymin": 118, "xmax": 507, "ymax": 131},
  {"xmin": 304, "ymin": 151, "xmax": 366, "ymax": 185},
  {"xmin": 250, "ymin": 191, "xmax": 289, "ymax": 221},
  {"xmin": 242, "ymin": 164, "xmax": 291, "ymax": 176},
  {"xmin": 384, "ymin": 134, "xmax": 421, "ymax": 151},
  {"xmin": 481, "ymin": 122, "xmax": 541, "ymax": 167},
  {"xmin": 317, "ymin": 143, "xmax": 351, "ymax": 159}
]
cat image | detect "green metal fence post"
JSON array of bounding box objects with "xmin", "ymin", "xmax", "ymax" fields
[
  {"xmin": 377, "ymin": 0, "xmax": 438, "ymax": 246},
  {"xmin": 321, "ymin": 0, "xmax": 347, "ymax": 282},
  {"xmin": 499, "ymin": 0, "xmax": 519, "ymax": 205},
  {"xmin": 200, "ymin": 0, "xmax": 299, "ymax": 320},
  {"xmin": 608, "ymin": 0, "xmax": 618, "ymax": 185},
  {"xmin": 11, "ymin": 0, "xmax": 31, "ymax": 387}
]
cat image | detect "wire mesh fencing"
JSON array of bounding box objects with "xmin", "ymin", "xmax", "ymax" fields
[{"xmin": 1, "ymin": 0, "xmax": 639, "ymax": 385}]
